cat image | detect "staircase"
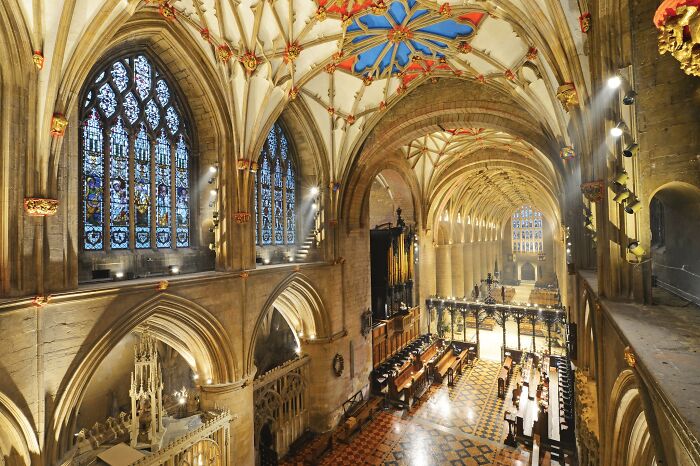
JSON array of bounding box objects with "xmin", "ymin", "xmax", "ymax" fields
[{"xmin": 294, "ymin": 231, "xmax": 316, "ymax": 261}]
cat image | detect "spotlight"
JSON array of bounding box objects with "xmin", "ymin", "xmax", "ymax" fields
[
  {"xmin": 613, "ymin": 189, "xmax": 631, "ymax": 204},
  {"xmin": 623, "ymin": 143, "xmax": 639, "ymax": 158},
  {"xmin": 312, "ymin": 203, "xmax": 318, "ymax": 210},
  {"xmin": 212, "ymin": 211, "xmax": 219, "ymax": 219},
  {"xmin": 168, "ymin": 265, "xmax": 180, "ymax": 275},
  {"xmin": 263, "ymin": 258, "xmax": 270, "ymax": 264},
  {"xmin": 613, "ymin": 171, "xmax": 629, "ymax": 186},
  {"xmin": 209, "ymin": 165, "xmax": 217, "ymax": 174},
  {"xmin": 209, "ymin": 243, "xmax": 215, "ymax": 251},
  {"xmin": 115, "ymin": 271, "xmax": 124, "ymax": 279},
  {"xmin": 628, "ymin": 241, "xmax": 646, "ymax": 257},
  {"xmin": 206, "ymin": 378, "xmax": 212, "ymax": 384},
  {"xmin": 623, "ymin": 90, "xmax": 637, "ymax": 105},
  {"xmin": 193, "ymin": 373, "xmax": 199, "ymax": 381},
  {"xmin": 310, "ymin": 186, "xmax": 319, "ymax": 196},
  {"xmin": 607, "ymin": 75, "xmax": 622, "ymax": 90},
  {"xmin": 210, "ymin": 189, "xmax": 217, "ymax": 196},
  {"xmin": 178, "ymin": 397, "xmax": 186, "ymax": 405},
  {"xmin": 610, "ymin": 122, "xmax": 626, "ymax": 138},
  {"xmin": 625, "ymin": 198, "xmax": 642, "ymax": 214}
]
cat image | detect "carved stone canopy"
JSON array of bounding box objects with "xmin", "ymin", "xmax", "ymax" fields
[
  {"xmin": 24, "ymin": 197, "xmax": 59, "ymax": 216},
  {"xmin": 655, "ymin": 3, "xmax": 700, "ymax": 77}
]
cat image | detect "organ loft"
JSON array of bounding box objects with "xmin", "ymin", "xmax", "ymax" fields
[{"xmin": 0, "ymin": 0, "xmax": 699, "ymax": 465}]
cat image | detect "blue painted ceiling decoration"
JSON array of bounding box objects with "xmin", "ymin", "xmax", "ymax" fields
[{"xmin": 336, "ymin": 0, "xmax": 484, "ymax": 79}]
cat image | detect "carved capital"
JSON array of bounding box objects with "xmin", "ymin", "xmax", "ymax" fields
[
  {"xmin": 24, "ymin": 197, "xmax": 59, "ymax": 216},
  {"xmin": 233, "ymin": 212, "xmax": 251, "ymax": 224},
  {"xmin": 556, "ymin": 83, "xmax": 579, "ymax": 112},
  {"xmin": 33, "ymin": 50, "xmax": 44, "ymax": 70},
  {"xmin": 624, "ymin": 346, "xmax": 636, "ymax": 368},
  {"xmin": 50, "ymin": 114, "xmax": 68, "ymax": 137},
  {"xmin": 581, "ymin": 180, "xmax": 605, "ymax": 203}
]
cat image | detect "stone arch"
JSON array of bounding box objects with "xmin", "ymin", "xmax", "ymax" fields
[
  {"xmin": 46, "ymin": 293, "xmax": 236, "ymax": 463},
  {"xmin": 247, "ymin": 273, "xmax": 331, "ymax": 375},
  {"xmin": 581, "ymin": 290, "xmax": 597, "ymax": 378},
  {"xmin": 606, "ymin": 370, "xmax": 655, "ymax": 466},
  {"xmin": 343, "ymin": 153, "xmax": 423, "ymax": 231},
  {"xmin": 0, "ymin": 393, "xmax": 40, "ymax": 466}
]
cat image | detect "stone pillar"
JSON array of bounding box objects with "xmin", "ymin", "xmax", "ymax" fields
[
  {"xmin": 451, "ymin": 243, "xmax": 464, "ymax": 298},
  {"xmin": 479, "ymin": 240, "xmax": 487, "ymax": 281},
  {"xmin": 436, "ymin": 245, "xmax": 452, "ymax": 297},
  {"xmin": 463, "ymin": 242, "xmax": 474, "ymax": 296},
  {"xmin": 200, "ymin": 381, "xmax": 254, "ymax": 466},
  {"xmin": 418, "ymin": 233, "xmax": 436, "ymax": 330}
]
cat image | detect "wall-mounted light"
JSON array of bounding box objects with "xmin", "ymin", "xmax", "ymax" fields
[
  {"xmin": 168, "ymin": 265, "xmax": 180, "ymax": 275},
  {"xmin": 624, "ymin": 198, "xmax": 642, "ymax": 214},
  {"xmin": 114, "ymin": 271, "xmax": 125, "ymax": 280},
  {"xmin": 310, "ymin": 186, "xmax": 319, "ymax": 196},
  {"xmin": 628, "ymin": 241, "xmax": 645, "ymax": 257},
  {"xmin": 312, "ymin": 202, "xmax": 318, "ymax": 210},
  {"xmin": 613, "ymin": 189, "xmax": 631, "ymax": 204},
  {"xmin": 623, "ymin": 90, "xmax": 637, "ymax": 106},
  {"xmin": 209, "ymin": 165, "xmax": 218, "ymax": 174},
  {"xmin": 209, "ymin": 188, "xmax": 217, "ymax": 197},
  {"xmin": 209, "ymin": 242, "xmax": 216, "ymax": 251},
  {"xmin": 610, "ymin": 121, "xmax": 627, "ymax": 138},
  {"xmin": 613, "ymin": 171, "xmax": 629, "ymax": 186},
  {"xmin": 623, "ymin": 143, "xmax": 639, "ymax": 158},
  {"xmin": 607, "ymin": 75, "xmax": 622, "ymax": 90}
]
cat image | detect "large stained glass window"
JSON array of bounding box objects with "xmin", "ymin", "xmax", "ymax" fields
[
  {"xmin": 80, "ymin": 53, "xmax": 192, "ymax": 251},
  {"xmin": 512, "ymin": 206, "xmax": 544, "ymax": 254},
  {"xmin": 254, "ymin": 123, "xmax": 297, "ymax": 246}
]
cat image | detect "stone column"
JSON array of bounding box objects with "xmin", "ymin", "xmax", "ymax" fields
[
  {"xmin": 436, "ymin": 245, "xmax": 452, "ymax": 297},
  {"xmin": 417, "ymin": 233, "xmax": 436, "ymax": 330},
  {"xmin": 200, "ymin": 380, "xmax": 254, "ymax": 466},
  {"xmin": 451, "ymin": 243, "xmax": 464, "ymax": 298},
  {"xmin": 463, "ymin": 242, "xmax": 474, "ymax": 296},
  {"xmin": 480, "ymin": 240, "xmax": 487, "ymax": 281}
]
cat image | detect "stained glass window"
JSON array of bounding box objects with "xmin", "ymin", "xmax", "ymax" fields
[
  {"xmin": 80, "ymin": 53, "xmax": 191, "ymax": 252},
  {"xmin": 255, "ymin": 123, "xmax": 298, "ymax": 246},
  {"xmin": 512, "ymin": 206, "xmax": 544, "ymax": 254}
]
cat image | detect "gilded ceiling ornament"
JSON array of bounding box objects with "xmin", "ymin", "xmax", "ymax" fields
[
  {"xmin": 239, "ymin": 52, "xmax": 259, "ymax": 74},
  {"xmin": 284, "ymin": 43, "xmax": 303, "ymax": 63},
  {"xmin": 315, "ymin": 6, "xmax": 327, "ymax": 20},
  {"xmin": 379, "ymin": 100, "xmax": 387, "ymax": 111},
  {"xmin": 581, "ymin": 181, "xmax": 605, "ymax": 203},
  {"xmin": 579, "ymin": 12, "xmax": 591, "ymax": 33},
  {"xmin": 388, "ymin": 26, "xmax": 413, "ymax": 43},
  {"xmin": 157, "ymin": 280, "xmax": 169, "ymax": 291},
  {"xmin": 475, "ymin": 74, "xmax": 486, "ymax": 84},
  {"xmin": 33, "ymin": 50, "xmax": 44, "ymax": 70},
  {"xmin": 250, "ymin": 162, "xmax": 259, "ymax": 172},
  {"xmin": 504, "ymin": 69, "xmax": 515, "ymax": 81},
  {"xmin": 439, "ymin": 3, "xmax": 451, "ymax": 17},
  {"xmin": 327, "ymin": 106, "xmax": 335, "ymax": 115},
  {"xmin": 556, "ymin": 83, "xmax": 579, "ymax": 111},
  {"xmin": 655, "ymin": 3, "xmax": 700, "ymax": 77},
  {"xmin": 158, "ymin": 3, "xmax": 177, "ymax": 20},
  {"xmin": 362, "ymin": 75, "xmax": 374, "ymax": 86},
  {"xmin": 216, "ymin": 45, "xmax": 233, "ymax": 63},
  {"xmin": 234, "ymin": 212, "xmax": 251, "ymax": 223},
  {"xmin": 624, "ymin": 346, "xmax": 636, "ymax": 368},
  {"xmin": 325, "ymin": 62, "xmax": 337, "ymax": 74},
  {"xmin": 50, "ymin": 114, "xmax": 68, "ymax": 137},
  {"xmin": 526, "ymin": 47, "xmax": 538, "ymax": 60},
  {"xmin": 24, "ymin": 197, "xmax": 59, "ymax": 216},
  {"xmin": 458, "ymin": 41, "xmax": 473, "ymax": 53},
  {"xmin": 240, "ymin": 271, "xmax": 250, "ymax": 279},
  {"xmin": 288, "ymin": 87, "xmax": 299, "ymax": 100},
  {"xmin": 560, "ymin": 145, "xmax": 576, "ymax": 160},
  {"xmin": 346, "ymin": 114, "xmax": 356, "ymax": 124},
  {"xmin": 31, "ymin": 295, "xmax": 51, "ymax": 307},
  {"xmin": 237, "ymin": 160, "xmax": 250, "ymax": 170},
  {"xmin": 372, "ymin": 0, "xmax": 388, "ymax": 14},
  {"xmin": 200, "ymin": 28, "xmax": 211, "ymax": 43},
  {"xmin": 396, "ymin": 83, "xmax": 407, "ymax": 94}
]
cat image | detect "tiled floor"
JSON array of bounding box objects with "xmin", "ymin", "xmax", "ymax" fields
[{"xmin": 281, "ymin": 360, "xmax": 533, "ymax": 466}]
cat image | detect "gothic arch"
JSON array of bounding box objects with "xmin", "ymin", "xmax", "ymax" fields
[
  {"xmin": 0, "ymin": 393, "xmax": 39, "ymax": 466},
  {"xmin": 247, "ymin": 273, "xmax": 330, "ymax": 375},
  {"xmin": 46, "ymin": 293, "xmax": 236, "ymax": 463}
]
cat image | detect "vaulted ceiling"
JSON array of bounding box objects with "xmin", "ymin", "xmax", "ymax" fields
[{"xmin": 14, "ymin": 0, "xmax": 589, "ymax": 227}]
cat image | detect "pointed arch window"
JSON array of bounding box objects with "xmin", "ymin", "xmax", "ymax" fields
[
  {"xmin": 255, "ymin": 123, "xmax": 297, "ymax": 246},
  {"xmin": 512, "ymin": 206, "xmax": 543, "ymax": 254},
  {"xmin": 80, "ymin": 54, "xmax": 192, "ymax": 251}
]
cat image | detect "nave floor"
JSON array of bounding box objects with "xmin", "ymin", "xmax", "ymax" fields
[{"xmin": 282, "ymin": 360, "xmax": 535, "ymax": 466}]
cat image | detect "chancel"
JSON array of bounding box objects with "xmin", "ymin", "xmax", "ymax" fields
[{"xmin": 0, "ymin": 1, "xmax": 699, "ymax": 466}]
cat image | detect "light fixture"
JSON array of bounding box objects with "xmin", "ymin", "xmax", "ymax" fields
[
  {"xmin": 623, "ymin": 90, "xmax": 637, "ymax": 106},
  {"xmin": 206, "ymin": 378, "xmax": 212, "ymax": 384},
  {"xmin": 625, "ymin": 198, "xmax": 642, "ymax": 214},
  {"xmin": 193, "ymin": 373, "xmax": 199, "ymax": 381},
  {"xmin": 623, "ymin": 143, "xmax": 639, "ymax": 158},
  {"xmin": 209, "ymin": 165, "xmax": 217, "ymax": 174},
  {"xmin": 613, "ymin": 171, "xmax": 629, "ymax": 186},
  {"xmin": 263, "ymin": 258, "xmax": 270, "ymax": 264},
  {"xmin": 613, "ymin": 189, "xmax": 631, "ymax": 204},
  {"xmin": 585, "ymin": 221, "xmax": 596, "ymax": 232},
  {"xmin": 310, "ymin": 186, "xmax": 319, "ymax": 195},
  {"xmin": 610, "ymin": 122, "xmax": 626, "ymax": 138},
  {"xmin": 209, "ymin": 243, "xmax": 216, "ymax": 251},
  {"xmin": 628, "ymin": 241, "xmax": 645, "ymax": 257},
  {"xmin": 607, "ymin": 75, "xmax": 622, "ymax": 90},
  {"xmin": 312, "ymin": 203, "xmax": 318, "ymax": 210},
  {"xmin": 115, "ymin": 271, "xmax": 124, "ymax": 279},
  {"xmin": 168, "ymin": 265, "xmax": 180, "ymax": 275},
  {"xmin": 210, "ymin": 188, "xmax": 217, "ymax": 196}
]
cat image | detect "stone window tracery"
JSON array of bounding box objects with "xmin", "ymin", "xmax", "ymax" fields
[
  {"xmin": 80, "ymin": 54, "xmax": 191, "ymax": 251},
  {"xmin": 255, "ymin": 123, "xmax": 297, "ymax": 246},
  {"xmin": 512, "ymin": 206, "xmax": 543, "ymax": 254}
]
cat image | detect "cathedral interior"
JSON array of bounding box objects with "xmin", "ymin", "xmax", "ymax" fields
[{"xmin": 1, "ymin": 0, "xmax": 700, "ymax": 465}]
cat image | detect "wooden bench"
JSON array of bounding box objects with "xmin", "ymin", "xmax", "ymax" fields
[
  {"xmin": 432, "ymin": 348, "xmax": 458, "ymax": 385},
  {"xmin": 337, "ymin": 391, "xmax": 382, "ymax": 443}
]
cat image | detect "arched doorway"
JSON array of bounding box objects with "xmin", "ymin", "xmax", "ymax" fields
[
  {"xmin": 258, "ymin": 423, "xmax": 277, "ymax": 466},
  {"xmin": 521, "ymin": 262, "xmax": 536, "ymax": 281}
]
